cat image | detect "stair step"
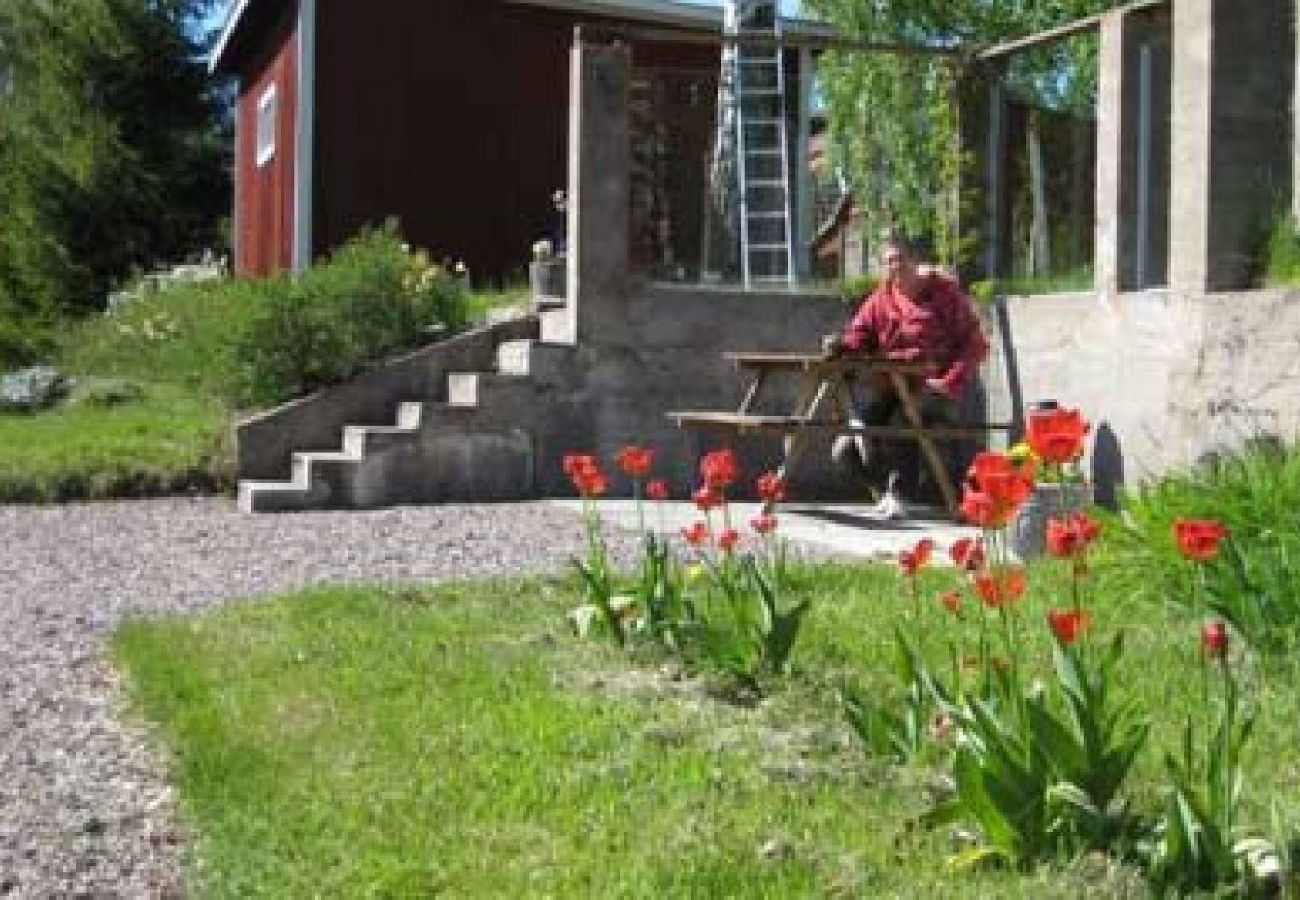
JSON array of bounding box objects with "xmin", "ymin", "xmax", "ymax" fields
[
  {"xmin": 239, "ymin": 480, "xmax": 322, "ymax": 514},
  {"xmin": 446, "ymin": 371, "xmax": 483, "ymax": 408},
  {"xmin": 539, "ymin": 307, "xmax": 575, "ymax": 344},
  {"xmin": 342, "ymin": 424, "xmax": 418, "ymax": 457},
  {"xmin": 396, "ymin": 401, "xmax": 423, "ymax": 430},
  {"xmin": 495, "ymin": 339, "xmax": 576, "ymax": 383}
]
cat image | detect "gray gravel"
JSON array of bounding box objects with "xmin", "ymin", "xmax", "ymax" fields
[{"xmin": 0, "ymin": 497, "xmax": 640, "ymax": 898}]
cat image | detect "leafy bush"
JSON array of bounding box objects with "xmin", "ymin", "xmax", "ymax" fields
[
  {"xmin": 62, "ymin": 224, "xmax": 471, "ymax": 408},
  {"xmin": 1098, "ymin": 440, "xmax": 1300, "ymax": 655}
]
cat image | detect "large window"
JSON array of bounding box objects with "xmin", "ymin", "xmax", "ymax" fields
[{"xmin": 256, "ymin": 84, "xmax": 277, "ymax": 167}]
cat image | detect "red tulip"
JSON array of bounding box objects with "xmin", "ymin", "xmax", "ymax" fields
[
  {"xmin": 692, "ymin": 485, "xmax": 723, "ymax": 512},
  {"xmin": 949, "ymin": 537, "xmax": 985, "ymax": 572},
  {"xmin": 899, "ymin": 538, "xmax": 935, "ymax": 577},
  {"xmin": 681, "ymin": 522, "xmax": 709, "ymax": 547},
  {"xmin": 974, "ymin": 567, "xmax": 1027, "ymax": 608},
  {"xmin": 1047, "ymin": 609, "xmax": 1090, "ymax": 645},
  {"xmin": 1202, "ymin": 620, "xmax": 1229, "ymax": 659},
  {"xmin": 940, "ymin": 590, "xmax": 962, "ymax": 615},
  {"xmin": 699, "ymin": 448, "xmax": 740, "ymax": 489},
  {"xmin": 1026, "ymin": 407, "xmax": 1089, "ymax": 464},
  {"xmin": 615, "ymin": 445, "xmax": 654, "ymax": 479},
  {"xmin": 750, "ymin": 514, "xmax": 778, "ymax": 534},
  {"xmin": 1046, "ymin": 512, "xmax": 1102, "ymax": 558},
  {"xmin": 563, "ymin": 453, "xmax": 607, "ymax": 497},
  {"xmin": 961, "ymin": 452, "xmax": 1035, "ymax": 528},
  {"xmin": 1174, "ymin": 519, "xmax": 1229, "ymax": 562},
  {"xmin": 756, "ymin": 471, "xmax": 786, "ymax": 504},
  {"xmin": 646, "ymin": 479, "xmax": 669, "ymax": 501},
  {"xmin": 717, "ymin": 528, "xmax": 740, "ymax": 553}
]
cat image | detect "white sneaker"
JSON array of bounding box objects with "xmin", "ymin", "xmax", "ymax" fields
[{"xmin": 867, "ymin": 471, "xmax": 905, "ymax": 521}]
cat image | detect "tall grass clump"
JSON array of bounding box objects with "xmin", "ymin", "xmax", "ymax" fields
[
  {"xmin": 1263, "ymin": 212, "xmax": 1300, "ymax": 287},
  {"xmin": 63, "ymin": 223, "xmax": 471, "ymax": 408},
  {"xmin": 1098, "ymin": 439, "xmax": 1300, "ymax": 657}
]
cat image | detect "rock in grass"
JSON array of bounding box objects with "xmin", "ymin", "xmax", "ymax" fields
[
  {"xmin": 0, "ymin": 367, "xmax": 68, "ymax": 412},
  {"xmin": 64, "ymin": 378, "xmax": 146, "ymax": 409}
]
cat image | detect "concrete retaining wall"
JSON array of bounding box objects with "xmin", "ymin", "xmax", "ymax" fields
[{"xmin": 988, "ymin": 287, "xmax": 1300, "ymax": 505}]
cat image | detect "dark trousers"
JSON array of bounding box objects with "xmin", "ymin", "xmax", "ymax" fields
[{"xmin": 831, "ymin": 375, "xmax": 958, "ymax": 498}]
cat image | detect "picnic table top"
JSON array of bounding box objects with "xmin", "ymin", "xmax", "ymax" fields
[{"xmin": 723, "ymin": 351, "xmax": 933, "ymax": 375}]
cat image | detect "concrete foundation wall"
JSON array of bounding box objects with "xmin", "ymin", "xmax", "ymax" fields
[
  {"xmin": 989, "ymin": 287, "xmax": 1300, "ymax": 505},
  {"xmin": 545, "ymin": 286, "xmax": 850, "ymax": 497}
]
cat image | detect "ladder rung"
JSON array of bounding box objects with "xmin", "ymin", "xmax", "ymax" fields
[
  {"xmin": 739, "ymin": 57, "xmax": 781, "ymax": 65},
  {"xmin": 743, "ymin": 118, "xmax": 782, "ymax": 126},
  {"xmin": 742, "ymin": 88, "xmax": 781, "ymax": 96},
  {"xmin": 748, "ymin": 244, "xmax": 790, "ymax": 252},
  {"xmin": 745, "ymin": 148, "xmax": 781, "ymax": 156},
  {"xmin": 747, "ymin": 179, "xmax": 786, "ymax": 188},
  {"xmin": 747, "ymin": 211, "xmax": 786, "ymax": 219}
]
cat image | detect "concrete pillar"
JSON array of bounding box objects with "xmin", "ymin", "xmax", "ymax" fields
[
  {"xmin": 547, "ymin": 31, "xmax": 631, "ymax": 345},
  {"xmin": 1294, "ymin": 0, "xmax": 1300, "ymax": 226},
  {"xmin": 1096, "ymin": 12, "xmax": 1126, "ymax": 298},
  {"xmin": 1170, "ymin": 0, "xmax": 1294, "ymax": 292}
]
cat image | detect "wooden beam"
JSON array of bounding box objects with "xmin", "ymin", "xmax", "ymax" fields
[
  {"xmin": 977, "ymin": 0, "xmax": 1167, "ymax": 62},
  {"xmin": 581, "ymin": 22, "xmax": 962, "ymax": 58}
]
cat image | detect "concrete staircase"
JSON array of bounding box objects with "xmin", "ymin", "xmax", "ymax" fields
[{"xmin": 238, "ymin": 328, "xmax": 579, "ymax": 513}]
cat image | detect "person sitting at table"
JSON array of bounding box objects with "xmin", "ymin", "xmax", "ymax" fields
[{"xmin": 822, "ymin": 233, "xmax": 990, "ymax": 508}]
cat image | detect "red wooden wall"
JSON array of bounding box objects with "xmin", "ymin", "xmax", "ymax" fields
[
  {"xmin": 233, "ymin": 2, "xmax": 298, "ymax": 277},
  {"xmin": 311, "ymin": 1, "xmax": 717, "ymax": 282}
]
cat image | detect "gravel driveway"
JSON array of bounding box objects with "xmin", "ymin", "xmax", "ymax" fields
[{"xmin": 0, "ymin": 497, "xmax": 641, "ymax": 897}]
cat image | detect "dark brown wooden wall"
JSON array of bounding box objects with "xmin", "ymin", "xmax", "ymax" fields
[
  {"xmin": 312, "ymin": 0, "xmax": 718, "ymax": 283},
  {"xmin": 234, "ymin": 1, "xmax": 299, "ymax": 277}
]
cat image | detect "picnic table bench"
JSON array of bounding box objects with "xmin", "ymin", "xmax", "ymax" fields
[{"xmin": 668, "ymin": 351, "xmax": 1012, "ymax": 513}]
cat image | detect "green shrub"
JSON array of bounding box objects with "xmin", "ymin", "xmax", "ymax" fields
[
  {"xmin": 839, "ymin": 273, "xmax": 879, "ymax": 301},
  {"xmin": 1264, "ymin": 212, "xmax": 1300, "ymax": 287},
  {"xmin": 1098, "ymin": 439, "xmax": 1300, "ymax": 655},
  {"xmin": 61, "ymin": 224, "xmax": 471, "ymax": 408}
]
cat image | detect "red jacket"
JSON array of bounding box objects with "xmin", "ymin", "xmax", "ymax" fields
[{"xmin": 841, "ymin": 276, "xmax": 990, "ymax": 398}]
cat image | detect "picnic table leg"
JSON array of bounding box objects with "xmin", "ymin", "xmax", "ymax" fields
[
  {"xmin": 737, "ymin": 369, "xmax": 766, "ymax": 415},
  {"xmin": 887, "ymin": 372, "xmax": 959, "ymax": 514},
  {"xmin": 767, "ymin": 374, "xmax": 837, "ymax": 513}
]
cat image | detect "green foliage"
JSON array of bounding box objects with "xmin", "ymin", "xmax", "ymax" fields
[
  {"xmin": 0, "ymin": 0, "xmax": 228, "ymax": 366},
  {"xmin": 986, "ymin": 267, "xmax": 1095, "ymax": 297},
  {"xmin": 1145, "ymin": 674, "xmax": 1278, "ymax": 896},
  {"xmin": 838, "ymin": 273, "xmax": 879, "ymax": 302},
  {"xmin": 1098, "ymin": 441, "xmax": 1300, "ymax": 656},
  {"xmin": 1263, "ymin": 211, "xmax": 1300, "ymax": 287},
  {"xmin": 801, "ymin": 1, "xmax": 1123, "ymax": 266},
  {"xmin": 681, "ymin": 553, "xmax": 811, "ymax": 685},
  {"xmin": 63, "ymin": 226, "xmax": 471, "ymax": 408},
  {"xmin": 235, "ymin": 227, "xmax": 470, "ymax": 405}
]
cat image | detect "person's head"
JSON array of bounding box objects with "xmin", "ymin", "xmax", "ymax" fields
[{"xmin": 879, "ymin": 233, "xmax": 921, "ymax": 291}]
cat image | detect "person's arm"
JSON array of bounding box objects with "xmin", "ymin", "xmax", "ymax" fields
[
  {"xmin": 931, "ymin": 284, "xmax": 989, "ymax": 398},
  {"xmin": 839, "ymin": 292, "xmax": 881, "ymax": 354}
]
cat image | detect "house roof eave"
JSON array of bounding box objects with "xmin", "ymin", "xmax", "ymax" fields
[{"xmin": 208, "ymin": 0, "xmax": 253, "ymax": 75}]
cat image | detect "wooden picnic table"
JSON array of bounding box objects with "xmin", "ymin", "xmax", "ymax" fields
[{"xmin": 668, "ymin": 351, "xmax": 1011, "ymax": 513}]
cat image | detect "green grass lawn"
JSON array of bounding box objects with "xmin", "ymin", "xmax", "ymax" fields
[
  {"xmin": 112, "ymin": 563, "xmax": 1300, "ymax": 897},
  {"xmin": 0, "ymin": 383, "xmax": 232, "ymax": 502}
]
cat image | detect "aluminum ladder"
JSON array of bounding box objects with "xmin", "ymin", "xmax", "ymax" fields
[{"xmin": 728, "ymin": 0, "xmax": 795, "ymax": 288}]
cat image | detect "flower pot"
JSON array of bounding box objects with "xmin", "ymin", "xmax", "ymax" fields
[
  {"xmin": 1011, "ymin": 482, "xmax": 1091, "ymax": 560},
  {"xmin": 529, "ymin": 258, "xmax": 566, "ymax": 301}
]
